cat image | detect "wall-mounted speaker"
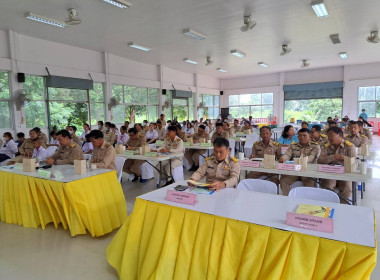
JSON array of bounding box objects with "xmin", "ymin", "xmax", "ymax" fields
[
  {"xmin": 17, "ymin": 73, "xmax": 25, "ymax": 83},
  {"xmin": 162, "ymin": 89, "xmax": 167, "ymax": 95},
  {"xmin": 220, "ymin": 91, "xmax": 224, "ymax": 95}
]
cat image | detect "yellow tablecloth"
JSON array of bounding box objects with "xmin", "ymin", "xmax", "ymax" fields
[
  {"xmin": 256, "ymin": 123, "xmax": 268, "ymax": 128},
  {"xmin": 0, "ymin": 170, "xmax": 127, "ymax": 237},
  {"xmin": 107, "ymin": 199, "xmax": 376, "ymax": 280}
]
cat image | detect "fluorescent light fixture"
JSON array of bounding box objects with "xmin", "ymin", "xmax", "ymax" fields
[
  {"xmin": 258, "ymin": 62, "xmax": 269, "ymax": 68},
  {"xmin": 128, "ymin": 42, "xmax": 151, "ymax": 52},
  {"xmin": 339, "ymin": 52, "xmax": 348, "ymax": 59},
  {"xmin": 25, "ymin": 12, "xmax": 67, "ymax": 28},
  {"xmin": 311, "ymin": 0, "xmax": 328, "ymax": 18},
  {"xmin": 230, "ymin": 49, "xmax": 246, "ymax": 58},
  {"xmin": 217, "ymin": 68, "xmax": 227, "ymax": 73},
  {"xmin": 183, "ymin": 29, "xmax": 207, "ymax": 40},
  {"xmin": 183, "ymin": 58, "xmax": 198, "ymax": 65},
  {"xmin": 102, "ymin": 0, "xmax": 131, "ymax": 8}
]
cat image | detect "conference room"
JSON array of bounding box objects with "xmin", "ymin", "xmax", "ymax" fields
[{"xmin": 0, "ymin": 0, "xmax": 379, "ymax": 279}]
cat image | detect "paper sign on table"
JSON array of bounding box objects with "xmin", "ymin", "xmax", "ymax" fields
[
  {"xmin": 123, "ymin": 150, "xmax": 135, "ymax": 156},
  {"xmin": 183, "ymin": 142, "xmax": 191, "ymax": 147},
  {"xmin": 318, "ymin": 165, "xmax": 345, "ymax": 174},
  {"xmin": 236, "ymin": 132, "xmax": 246, "ymax": 137},
  {"xmin": 155, "ymin": 140, "xmax": 164, "ymax": 146},
  {"xmin": 240, "ymin": 160, "xmax": 260, "ymax": 168},
  {"xmin": 166, "ymin": 190, "xmax": 197, "ymax": 205},
  {"xmin": 14, "ymin": 163, "xmax": 23, "ymax": 170},
  {"xmin": 38, "ymin": 169, "xmax": 52, "ymax": 179},
  {"xmin": 200, "ymin": 143, "xmax": 212, "ymax": 147},
  {"xmin": 144, "ymin": 152, "xmax": 158, "ymax": 157},
  {"xmin": 286, "ymin": 212, "xmax": 333, "ymax": 233},
  {"xmin": 278, "ymin": 163, "xmax": 302, "ymax": 171}
]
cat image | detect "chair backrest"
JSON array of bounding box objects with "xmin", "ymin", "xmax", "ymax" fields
[
  {"xmin": 115, "ymin": 156, "xmax": 126, "ymax": 182},
  {"xmin": 228, "ymin": 139, "xmax": 235, "ymax": 157},
  {"xmin": 237, "ymin": 179, "xmax": 277, "ymax": 194},
  {"xmin": 289, "ymin": 187, "xmax": 340, "ymax": 203}
]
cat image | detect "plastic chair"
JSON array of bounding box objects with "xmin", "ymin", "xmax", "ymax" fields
[
  {"xmin": 289, "ymin": 187, "xmax": 340, "ymax": 203},
  {"xmin": 140, "ymin": 162, "xmax": 154, "ymax": 180},
  {"xmin": 115, "ymin": 156, "xmax": 126, "ymax": 182},
  {"xmin": 237, "ymin": 179, "xmax": 278, "ymax": 194},
  {"xmin": 172, "ymin": 165, "xmax": 184, "ymax": 182},
  {"xmin": 229, "ymin": 139, "xmax": 235, "ymax": 157}
]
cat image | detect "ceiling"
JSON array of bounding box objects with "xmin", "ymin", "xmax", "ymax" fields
[{"xmin": 0, "ymin": 0, "xmax": 379, "ymax": 79}]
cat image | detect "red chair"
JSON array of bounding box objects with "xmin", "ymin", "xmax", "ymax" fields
[{"xmin": 378, "ymin": 122, "xmax": 380, "ymax": 135}]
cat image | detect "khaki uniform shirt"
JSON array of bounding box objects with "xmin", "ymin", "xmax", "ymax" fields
[
  {"xmin": 225, "ymin": 128, "xmax": 234, "ymax": 137},
  {"xmin": 251, "ymin": 140, "xmax": 281, "ymax": 160},
  {"xmin": 39, "ymin": 132, "xmax": 48, "ymax": 145},
  {"xmin": 191, "ymin": 155, "xmax": 240, "ymax": 188},
  {"xmin": 137, "ymin": 130, "xmax": 145, "ymax": 138},
  {"xmin": 143, "ymin": 126, "xmax": 149, "ymax": 133},
  {"xmin": 211, "ymin": 131, "xmax": 230, "ymax": 143},
  {"xmin": 19, "ymin": 138, "xmax": 46, "ymax": 155},
  {"xmin": 312, "ymin": 134, "xmax": 328, "ymax": 146},
  {"xmin": 193, "ymin": 133, "xmax": 210, "ymax": 141},
  {"xmin": 104, "ymin": 132, "xmax": 116, "ymax": 145},
  {"xmin": 318, "ymin": 140, "xmax": 356, "ymax": 165},
  {"xmin": 159, "ymin": 136, "xmax": 184, "ymax": 167},
  {"xmin": 127, "ymin": 135, "xmax": 146, "ymax": 150},
  {"xmin": 282, "ymin": 141, "xmax": 320, "ymax": 163},
  {"xmin": 71, "ymin": 134, "xmax": 81, "ymax": 145},
  {"xmin": 344, "ymin": 133, "xmax": 368, "ymax": 147},
  {"xmin": 242, "ymin": 127, "xmax": 252, "ymax": 134},
  {"xmin": 157, "ymin": 127, "xmax": 167, "ymax": 140},
  {"xmin": 90, "ymin": 142, "xmax": 116, "ymax": 170},
  {"xmin": 177, "ymin": 131, "xmax": 187, "ymax": 142},
  {"xmin": 361, "ymin": 129, "xmax": 372, "ymax": 143},
  {"xmin": 231, "ymin": 126, "xmax": 242, "ymax": 134},
  {"xmin": 50, "ymin": 142, "xmax": 84, "ymax": 165}
]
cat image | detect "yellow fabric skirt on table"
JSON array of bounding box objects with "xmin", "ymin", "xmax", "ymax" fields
[
  {"xmin": 0, "ymin": 170, "xmax": 127, "ymax": 236},
  {"xmin": 107, "ymin": 199, "xmax": 376, "ymax": 280}
]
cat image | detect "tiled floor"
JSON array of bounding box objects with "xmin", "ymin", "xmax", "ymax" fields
[{"xmin": 1, "ymin": 136, "xmax": 379, "ymax": 280}]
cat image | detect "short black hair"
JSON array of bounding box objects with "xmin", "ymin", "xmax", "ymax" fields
[
  {"xmin": 121, "ymin": 125, "xmax": 127, "ymax": 131},
  {"xmin": 342, "ymin": 118, "xmax": 349, "ymax": 122},
  {"xmin": 351, "ymin": 121, "xmax": 358, "ymax": 126},
  {"xmin": 168, "ymin": 125, "xmax": 178, "ymax": 133},
  {"xmin": 260, "ymin": 126, "xmax": 271, "ymax": 133},
  {"xmin": 216, "ymin": 122, "xmax": 223, "ymax": 128},
  {"xmin": 98, "ymin": 120, "xmax": 104, "ymax": 125},
  {"xmin": 298, "ymin": 128, "xmax": 310, "ymax": 134},
  {"xmin": 176, "ymin": 124, "xmax": 182, "ymax": 130},
  {"xmin": 110, "ymin": 123, "xmax": 116, "ymax": 129},
  {"xmin": 105, "ymin": 122, "xmax": 112, "ymax": 126},
  {"xmin": 301, "ymin": 121, "xmax": 309, "ymax": 126},
  {"xmin": 327, "ymin": 126, "xmax": 343, "ymax": 137},
  {"xmin": 83, "ymin": 123, "xmax": 90, "ymax": 128},
  {"xmin": 33, "ymin": 127, "xmax": 41, "ymax": 133},
  {"xmin": 4, "ymin": 132, "xmax": 12, "ymax": 139},
  {"xmin": 348, "ymin": 120, "xmax": 356, "ymax": 124},
  {"xmin": 128, "ymin": 128, "xmax": 138, "ymax": 134},
  {"xmin": 50, "ymin": 131, "xmax": 56, "ymax": 136},
  {"xmin": 160, "ymin": 114, "xmax": 165, "ymax": 117},
  {"xmin": 70, "ymin": 125, "xmax": 77, "ymax": 132},
  {"xmin": 56, "ymin": 130, "xmax": 71, "ymax": 139},
  {"xmin": 85, "ymin": 134, "xmax": 91, "ymax": 141},
  {"xmin": 357, "ymin": 121, "xmax": 364, "ymax": 127},
  {"xmin": 89, "ymin": 130, "xmax": 104, "ymax": 139},
  {"xmin": 311, "ymin": 125, "xmax": 322, "ymax": 132},
  {"xmin": 157, "ymin": 120, "xmax": 162, "ymax": 124},
  {"xmin": 327, "ymin": 117, "xmax": 332, "ymax": 120},
  {"xmin": 17, "ymin": 132, "xmax": 25, "ymax": 138},
  {"xmin": 328, "ymin": 120, "xmax": 337, "ymax": 125},
  {"xmin": 213, "ymin": 137, "xmax": 230, "ymax": 148},
  {"xmin": 198, "ymin": 124, "xmax": 205, "ymax": 130}
]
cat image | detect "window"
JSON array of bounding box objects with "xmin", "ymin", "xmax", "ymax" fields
[
  {"xmin": 0, "ymin": 72, "xmax": 11, "ymax": 128},
  {"xmin": 199, "ymin": 94, "xmax": 219, "ymax": 119},
  {"xmin": 24, "ymin": 76, "xmax": 47, "ymax": 128},
  {"xmin": 89, "ymin": 83, "xmax": 105, "ymax": 126},
  {"xmin": 228, "ymin": 93, "xmax": 273, "ymax": 119},
  {"xmin": 358, "ymin": 86, "xmax": 380, "ymax": 118},
  {"xmin": 112, "ymin": 85, "xmax": 158, "ymax": 124}
]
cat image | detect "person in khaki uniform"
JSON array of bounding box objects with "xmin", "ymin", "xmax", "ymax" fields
[
  {"xmin": 357, "ymin": 121, "xmax": 372, "ymax": 143},
  {"xmin": 176, "ymin": 124, "xmax": 187, "ymax": 142},
  {"xmin": 88, "ymin": 130, "xmax": 116, "ymax": 170},
  {"xmin": 247, "ymin": 126, "xmax": 281, "ymax": 184},
  {"xmin": 135, "ymin": 124, "xmax": 145, "ymax": 137},
  {"xmin": 185, "ymin": 125, "xmax": 210, "ymax": 171},
  {"xmin": 8, "ymin": 128, "xmax": 45, "ymax": 164},
  {"xmin": 242, "ymin": 120, "xmax": 253, "ymax": 134},
  {"xmin": 322, "ymin": 120, "xmax": 337, "ymax": 134},
  {"xmin": 156, "ymin": 120, "xmax": 167, "ymax": 140},
  {"xmin": 344, "ymin": 121, "xmax": 368, "ymax": 147},
  {"xmin": 231, "ymin": 119, "xmax": 242, "ymax": 134},
  {"xmin": 33, "ymin": 127, "xmax": 48, "ymax": 145},
  {"xmin": 123, "ymin": 128, "xmax": 146, "ymax": 181},
  {"xmin": 222, "ymin": 122, "xmax": 234, "ymax": 137},
  {"xmin": 66, "ymin": 126, "xmax": 80, "ymax": 145},
  {"xmin": 103, "ymin": 123, "xmax": 116, "ymax": 145},
  {"xmin": 45, "ymin": 130, "xmax": 84, "ymax": 165},
  {"xmin": 156, "ymin": 126, "xmax": 184, "ymax": 185},
  {"xmin": 318, "ymin": 127, "xmax": 356, "ymax": 203},
  {"xmin": 279, "ymin": 128, "xmax": 320, "ymax": 195},
  {"xmin": 189, "ymin": 137, "xmax": 240, "ymax": 190},
  {"xmin": 211, "ymin": 123, "xmax": 230, "ymax": 143},
  {"xmin": 310, "ymin": 125, "xmax": 328, "ymax": 146}
]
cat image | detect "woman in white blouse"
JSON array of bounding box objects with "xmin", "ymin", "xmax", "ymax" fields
[
  {"xmin": 146, "ymin": 123, "xmax": 159, "ymax": 144},
  {"xmin": 80, "ymin": 123, "xmax": 91, "ymax": 141},
  {"xmin": 0, "ymin": 132, "xmax": 18, "ymax": 162},
  {"xmin": 184, "ymin": 122, "xmax": 195, "ymax": 137}
]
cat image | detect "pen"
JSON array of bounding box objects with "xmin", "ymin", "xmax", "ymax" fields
[{"xmin": 209, "ymin": 190, "xmax": 215, "ymax": 195}]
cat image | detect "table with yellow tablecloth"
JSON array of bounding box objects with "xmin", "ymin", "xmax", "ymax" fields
[
  {"xmin": 107, "ymin": 197, "xmax": 376, "ymax": 280},
  {"xmin": 0, "ymin": 169, "xmax": 127, "ymax": 237}
]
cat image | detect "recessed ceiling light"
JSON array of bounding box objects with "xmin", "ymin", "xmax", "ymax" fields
[
  {"xmin": 311, "ymin": 0, "xmax": 328, "ymax": 18},
  {"xmin": 128, "ymin": 42, "xmax": 151, "ymax": 51},
  {"xmin": 217, "ymin": 68, "xmax": 227, "ymax": 73},
  {"xmin": 339, "ymin": 52, "xmax": 348, "ymax": 59},
  {"xmin": 183, "ymin": 58, "xmax": 198, "ymax": 65},
  {"xmin": 183, "ymin": 29, "xmax": 207, "ymax": 40},
  {"xmin": 230, "ymin": 49, "xmax": 246, "ymax": 58},
  {"xmin": 25, "ymin": 12, "xmax": 67, "ymax": 28},
  {"xmin": 102, "ymin": 0, "xmax": 131, "ymax": 9},
  {"xmin": 258, "ymin": 62, "xmax": 269, "ymax": 68}
]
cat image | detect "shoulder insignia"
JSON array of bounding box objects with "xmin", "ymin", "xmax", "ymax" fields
[
  {"xmin": 291, "ymin": 140, "xmax": 296, "ymax": 144},
  {"xmin": 177, "ymin": 138, "xmax": 181, "ymax": 142},
  {"xmin": 205, "ymin": 157, "xmax": 213, "ymax": 161},
  {"xmin": 70, "ymin": 143, "xmax": 76, "ymax": 148},
  {"xmin": 105, "ymin": 143, "xmax": 111, "ymax": 148},
  {"xmin": 231, "ymin": 156, "xmax": 238, "ymax": 163},
  {"xmin": 274, "ymin": 142, "xmax": 279, "ymax": 146},
  {"xmin": 361, "ymin": 135, "xmax": 367, "ymax": 138},
  {"xmin": 310, "ymin": 141, "xmax": 318, "ymax": 145},
  {"xmin": 344, "ymin": 140, "xmax": 352, "ymax": 147},
  {"xmin": 325, "ymin": 143, "xmax": 331, "ymax": 148},
  {"xmin": 139, "ymin": 134, "xmax": 144, "ymax": 138},
  {"xmin": 254, "ymin": 141, "xmax": 260, "ymax": 145},
  {"xmin": 321, "ymin": 134, "xmax": 327, "ymax": 138}
]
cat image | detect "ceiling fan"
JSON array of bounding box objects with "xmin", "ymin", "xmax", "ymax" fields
[
  {"xmin": 300, "ymin": 59, "xmax": 310, "ymax": 68},
  {"xmin": 240, "ymin": 15, "xmax": 256, "ymax": 32},
  {"xmin": 205, "ymin": 56, "xmax": 214, "ymax": 66},
  {"xmin": 367, "ymin": 31, "xmax": 379, "ymax": 43},
  {"xmin": 280, "ymin": 44, "xmax": 292, "ymax": 56},
  {"xmin": 65, "ymin": 8, "xmax": 81, "ymax": 25}
]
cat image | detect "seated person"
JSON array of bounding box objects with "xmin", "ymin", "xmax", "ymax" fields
[
  {"xmin": 82, "ymin": 134, "xmax": 94, "ymax": 154},
  {"xmin": 32, "ymin": 138, "xmax": 48, "ymax": 162},
  {"xmin": 88, "ymin": 130, "xmax": 116, "ymax": 170},
  {"xmin": 156, "ymin": 125, "xmax": 184, "ymax": 186},
  {"xmin": 33, "ymin": 127, "xmax": 48, "ymax": 145},
  {"xmin": 8, "ymin": 128, "xmax": 44, "ymax": 164},
  {"xmin": 189, "ymin": 137, "xmax": 240, "ymax": 191},
  {"xmin": 301, "ymin": 122, "xmax": 309, "ymax": 129},
  {"xmin": 333, "ymin": 115, "xmax": 340, "ymax": 122},
  {"xmin": 248, "ymin": 116, "xmax": 256, "ymax": 126},
  {"xmin": 97, "ymin": 120, "xmax": 107, "ymax": 133},
  {"xmin": 142, "ymin": 120, "xmax": 149, "ymax": 132},
  {"xmin": 47, "ymin": 131, "xmax": 60, "ymax": 147},
  {"xmin": 103, "ymin": 122, "xmax": 116, "ymax": 145},
  {"xmin": 318, "ymin": 127, "xmax": 356, "ymax": 203},
  {"xmin": 184, "ymin": 122, "xmax": 195, "ymax": 137},
  {"xmin": 278, "ymin": 125, "xmax": 298, "ymax": 146},
  {"xmin": 176, "ymin": 124, "xmax": 187, "ymax": 142},
  {"xmin": 0, "ymin": 132, "xmax": 18, "ymax": 162},
  {"xmin": 357, "ymin": 120, "xmax": 372, "ymax": 143},
  {"xmin": 111, "ymin": 123, "xmax": 121, "ymax": 140},
  {"xmin": 344, "ymin": 121, "xmax": 368, "ymax": 147},
  {"xmin": 117, "ymin": 126, "xmax": 129, "ymax": 145},
  {"xmin": 156, "ymin": 121, "xmax": 167, "ymax": 141},
  {"xmin": 185, "ymin": 124, "xmax": 210, "ymax": 171},
  {"xmin": 247, "ymin": 126, "xmax": 281, "ymax": 184},
  {"xmin": 146, "ymin": 123, "xmax": 159, "ymax": 144},
  {"xmin": 135, "ymin": 123, "xmax": 145, "ymax": 137},
  {"xmin": 45, "ymin": 130, "xmax": 84, "ymax": 165},
  {"xmin": 242, "ymin": 120, "xmax": 253, "ymax": 134},
  {"xmin": 123, "ymin": 128, "xmax": 146, "ymax": 182},
  {"xmin": 310, "ymin": 125, "xmax": 328, "ymax": 146},
  {"xmin": 231, "ymin": 119, "xmax": 242, "ymax": 134},
  {"xmin": 124, "ymin": 120, "xmax": 130, "ymax": 129},
  {"xmin": 322, "ymin": 120, "xmax": 337, "ymax": 134},
  {"xmin": 359, "ymin": 109, "xmax": 372, "ymax": 127},
  {"xmin": 80, "ymin": 123, "xmax": 91, "ymax": 141},
  {"xmin": 222, "ymin": 122, "xmax": 233, "ymax": 136},
  {"xmin": 15, "ymin": 132, "xmax": 25, "ymax": 148},
  {"xmin": 211, "ymin": 122, "xmax": 230, "ymax": 143},
  {"xmin": 67, "ymin": 126, "xmax": 80, "ymax": 145},
  {"xmin": 279, "ymin": 128, "xmax": 320, "ymax": 195}
]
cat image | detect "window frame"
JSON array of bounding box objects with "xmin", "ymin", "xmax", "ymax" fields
[
  {"xmin": 0, "ymin": 71, "xmax": 13, "ymax": 129},
  {"xmin": 199, "ymin": 94, "xmax": 220, "ymax": 120},
  {"xmin": 228, "ymin": 93, "xmax": 273, "ymax": 118},
  {"xmin": 358, "ymin": 86, "xmax": 380, "ymax": 118}
]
